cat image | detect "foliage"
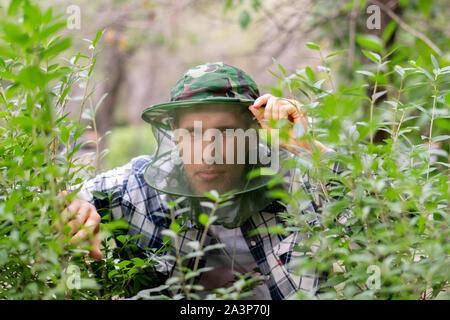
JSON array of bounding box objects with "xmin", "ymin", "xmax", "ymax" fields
[
  {"xmin": 0, "ymin": 0, "xmax": 145, "ymax": 299},
  {"xmin": 262, "ymin": 43, "xmax": 449, "ymax": 299}
]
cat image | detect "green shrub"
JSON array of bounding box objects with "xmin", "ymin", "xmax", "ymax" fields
[
  {"xmin": 0, "ymin": 0, "xmax": 148, "ymax": 299},
  {"xmin": 262, "ymin": 46, "xmax": 449, "ymax": 299}
]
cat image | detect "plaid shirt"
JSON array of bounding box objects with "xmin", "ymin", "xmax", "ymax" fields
[{"xmin": 75, "ymin": 154, "xmax": 343, "ymax": 300}]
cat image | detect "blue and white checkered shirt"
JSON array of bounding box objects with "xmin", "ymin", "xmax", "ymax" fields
[{"xmin": 75, "ymin": 154, "xmax": 344, "ymax": 300}]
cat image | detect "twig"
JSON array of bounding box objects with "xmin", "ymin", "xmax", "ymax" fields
[
  {"xmin": 348, "ymin": 0, "xmax": 360, "ymax": 72},
  {"xmin": 426, "ymin": 83, "xmax": 438, "ymax": 181},
  {"xmin": 169, "ymin": 206, "xmax": 191, "ymax": 299},
  {"xmin": 369, "ymin": 64, "xmax": 381, "ymax": 144},
  {"xmin": 88, "ymin": 97, "xmax": 100, "ymax": 174}
]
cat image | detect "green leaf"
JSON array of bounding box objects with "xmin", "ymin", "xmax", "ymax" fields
[
  {"xmin": 200, "ymin": 201, "xmax": 215, "ymax": 209},
  {"xmin": 326, "ymin": 49, "xmax": 347, "ymax": 59},
  {"xmin": 267, "ymin": 68, "xmax": 282, "ymax": 80},
  {"xmin": 356, "ymin": 70, "xmax": 375, "ymax": 77},
  {"xmin": 382, "ymin": 20, "xmax": 398, "ymax": 43},
  {"xmin": 362, "ymin": 50, "xmax": 381, "ymax": 64},
  {"xmin": 88, "ymin": 54, "xmax": 98, "ymax": 77},
  {"xmin": 108, "ymin": 269, "xmax": 119, "ymax": 278},
  {"xmin": 2, "ymin": 22, "xmax": 29, "ymax": 44},
  {"xmin": 306, "ymin": 42, "xmax": 321, "ymax": 51},
  {"xmin": 239, "ymin": 10, "xmax": 251, "ymax": 29},
  {"xmin": 198, "ymin": 213, "xmax": 209, "ymax": 226},
  {"xmin": 444, "ymin": 92, "xmax": 450, "ymax": 105},
  {"xmin": 394, "ymin": 65, "xmax": 405, "ymax": 77},
  {"xmin": 8, "ymin": 0, "xmax": 23, "ymax": 16},
  {"xmin": 60, "ymin": 125, "xmax": 70, "ymax": 144},
  {"xmin": 204, "ymin": 190, "xmax": 219, "ymax": 201},
  {"xmin": 247, "ymin": 167, "xmax": 277, "ymax": 179},
  {"xmin": 92, "ymin": 29, "xmax": 103, "ymax": 48},
  {"xmin": 305, "ymin": 66, "xmax": 315, "ymax": 82},
  {"xmin": 356, "ymin": 34, "xmax": 383, "ymax": 53},
  {"xmin": 415, "ymin": 66, "xmax": 434, "ymax": 81},
  {"xmin": 372, "ymin": 90, "xmax": 387, "ymax": 102},
  {"xmin": 169, "ymin": 222, "xmax": 181, "ymax": 233},
  {"xmin": 272, "ymin": 57, "xmax": 286, "ymax": 77},
  {"xmin": 418, "ymin": 0, "xmax": 432, "ymax": 17},
  {"xmin": 41, "ymin": 38, "xmax": 72, "ymax": 60},
  {"xmin": 92, "ymin": 190, "xmax": 108, "ymax": 200},
  {"xmin": 430, "ymin": 54, "xmax": 439, "ymax": 72},
  {"xmin": 17, "ymin": 66, "xmax": 46, "ymax": 90},
  {"xmin": 117, "ymin": 235, "xmax": 127, "ymax": 244},
  {"xmin": 117, "ymin": 260, "xmax": 131, "ymax": 269},
  {"xmin": 431, "ymin": 135, "xmax": 449, "ymax": 143},
  {"xmin": 40, "ymin": 21, "xmax": 67, "ymax": 41},
  {"xmin": 42, "ymin": 7, "xmax": 53, "ymax": 24},
  {"xmin": 23, "ymin": 2, "xmax": 42, "ymax": 29}
]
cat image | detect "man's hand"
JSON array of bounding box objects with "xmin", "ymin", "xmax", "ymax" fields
[
  {"xmin": 249, "ymin": 93, "xmax": 332, "ymax": 155},
  {"xmin": 59, "ymin": 191, "xmax": 103, "ymax": 260}
]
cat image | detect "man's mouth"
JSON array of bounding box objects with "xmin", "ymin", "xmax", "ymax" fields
[{"xmin": 196, "ymin": 169, "xmax": 224, "ymax": 181}]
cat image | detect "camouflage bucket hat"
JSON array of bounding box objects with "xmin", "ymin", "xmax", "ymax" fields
[{"xmin": 141, "ymin": 62, "xmax": 260, "ymax": 129}]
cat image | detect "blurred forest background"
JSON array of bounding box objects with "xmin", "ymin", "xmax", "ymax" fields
[{"xmin": 48, "ymin": 0, "xmax": 449, "ymax": 170}]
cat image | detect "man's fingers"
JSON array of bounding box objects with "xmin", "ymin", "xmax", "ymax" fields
[
  {"xmin": 70, "ymin": 211, "xmax": 101, "ymax": 242},
  {"xmin": 264, "ymin": 104, "xmax": 272, "ymax": 121},
  {"xmin": 67, "ymin": 208, "xmax": 90, "ymax": 236},
  {"xmin": 67, "ymin": 219, "xmax": 80, "ymax": 237},
  {"xmin": 58, "ymin": 190, "xmax": 68, "ymax": 197},
  {"xmin": 89, "ymin": 236, "xmax": 103, "ymax": 260},
  {"xmin": 264, "ymin": 96, "xmax": 277, "ymax": 121},
  {"xmin": 71, "ymin": 227, "xmax": 102, "ymax": 261},
  {"xmin": 272, "ymin": 102, "xmax": 281, "ymax": 121},
  {"xmin": 59, "ymin": 192, "xmax": 103, "ymax": 260},
  {"xmin": 251, "ymin": 94, "xmax": 310, "ymax": 136},
  {"xmin": 251, "ymin": 93, "xmax": 273, "ymax": 108},
  {"xmin": 61, "ymin": 201, "xmax": 92, "ymax": 235},
  {"xmin": 279, "ymin": 104, "xmax": 292, "ymax": 121},
  {"xmin": 248, "ymin": 105, "xmax": 264, "ymax": 121},
  {"xmin": 61, "ymin": 201, "xmax": 81, "ymax": 223}
]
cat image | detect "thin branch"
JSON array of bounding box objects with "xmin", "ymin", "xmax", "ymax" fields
[{"xmin": 348, "ymin": 0, "xmax": 360, "ymax": 72}]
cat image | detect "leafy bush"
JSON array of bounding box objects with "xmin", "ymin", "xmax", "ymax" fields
[
  {"xmin": 0, "ymin": 1, "xmax": 144, "ymax": 299},
  {"xmin": 263, "ymin": 45, "xmax": 449, "ymax": 299}
]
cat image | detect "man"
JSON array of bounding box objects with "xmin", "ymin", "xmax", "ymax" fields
[{"xmin": 63, "ymin": 62, "xmax": 342, "ymax": 300}]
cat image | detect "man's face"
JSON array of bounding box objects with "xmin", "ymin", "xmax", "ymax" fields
[{"xmin": 173, "ymin": 104, "xmax": 253, "ymax": 196}]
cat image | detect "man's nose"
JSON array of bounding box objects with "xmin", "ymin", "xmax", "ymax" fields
[{"xmin": 201, "ymin": 136, "xmax": 225, "ymax": 165}]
